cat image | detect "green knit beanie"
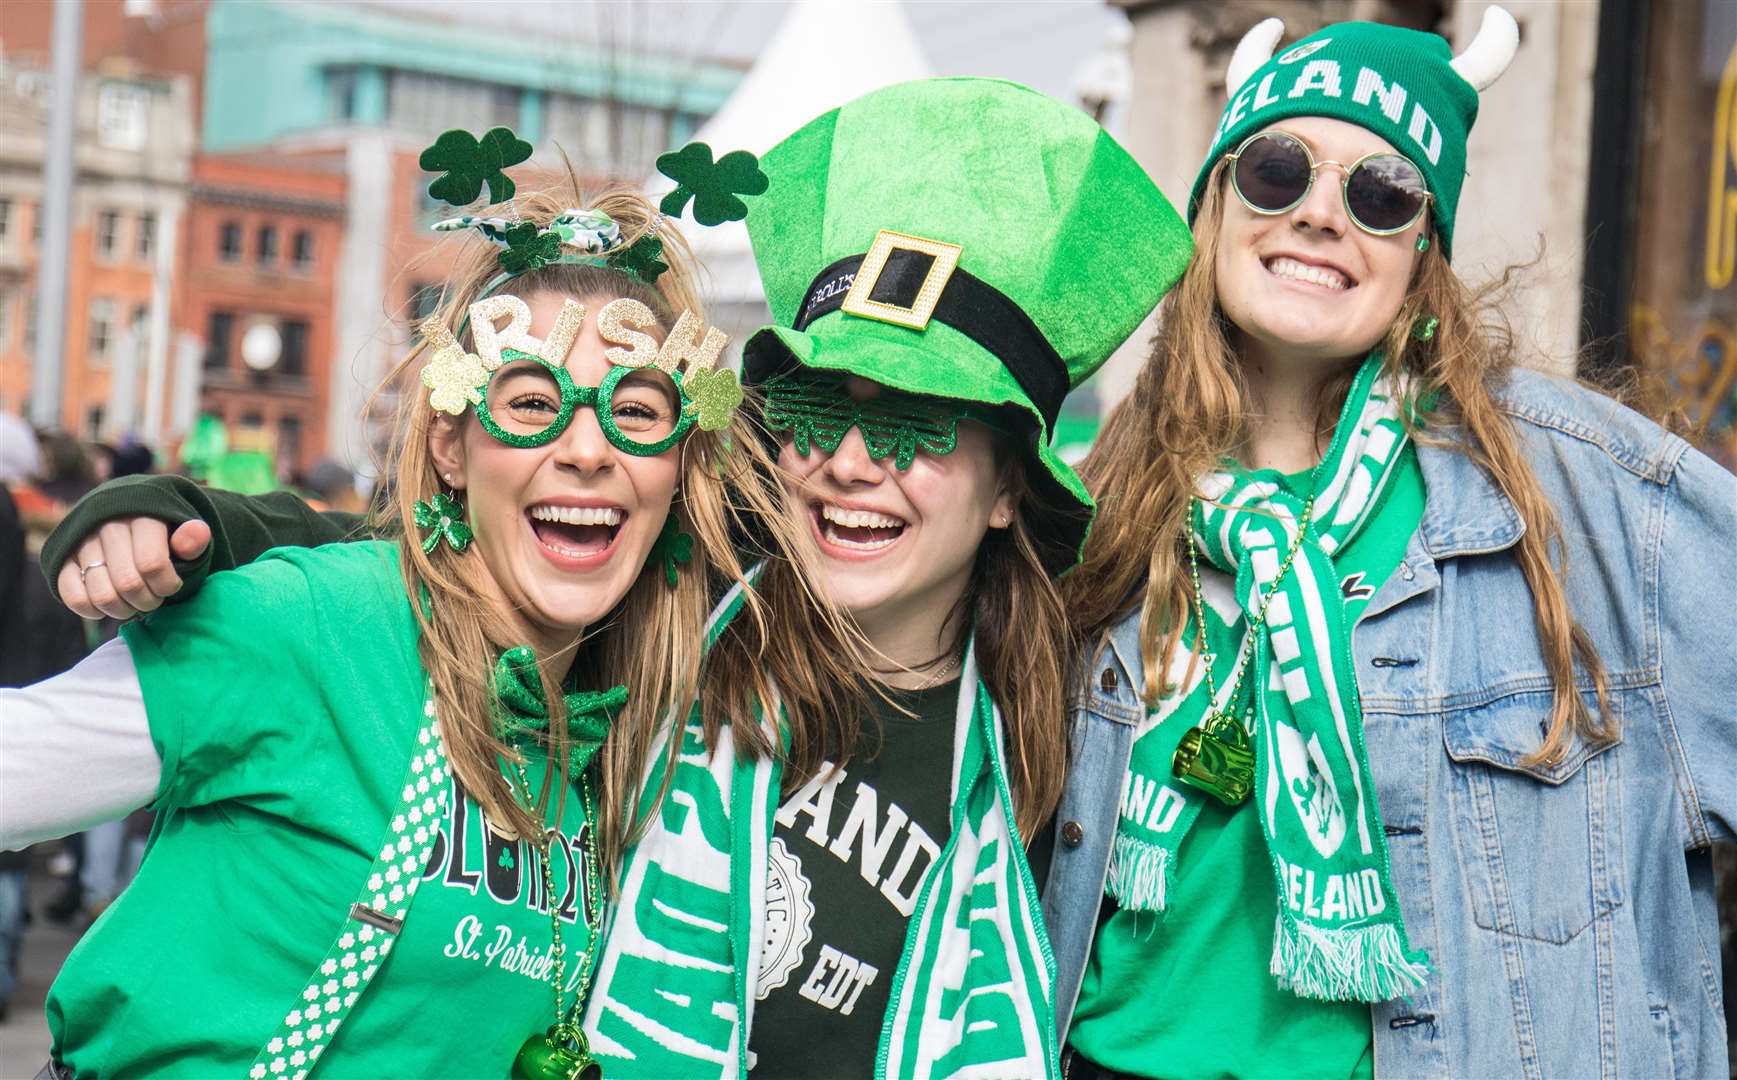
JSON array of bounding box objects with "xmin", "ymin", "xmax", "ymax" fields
[{"xmin": 1188, "ymin": 6, "xmax": 1519, "ymax": 256}]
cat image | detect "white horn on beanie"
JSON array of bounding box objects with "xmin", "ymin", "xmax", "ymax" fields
[
  {"xmin": 1224, "ymin": 18, "xmax": 1285, "ymax": 99},
  {"xmin": 1449, "ymin": 5, "xmax": 1520, "ymax": 91}
]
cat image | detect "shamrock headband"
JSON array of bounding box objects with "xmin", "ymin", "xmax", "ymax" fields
[
  {"xmin": 420, "ymin": 126, "xmax": 768, "ymax": 290},
  {"xmin": 417, "ymin": 292, "xmax": 744, "ymax": 455}
]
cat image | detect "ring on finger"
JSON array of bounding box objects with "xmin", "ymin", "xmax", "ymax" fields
[{"xmin": 79, "ymin": 560, "xmax": 108, "ymax": 580}]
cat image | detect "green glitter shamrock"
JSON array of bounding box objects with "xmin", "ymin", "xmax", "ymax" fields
[
  {"xmin": 609, "ymin": 232, "xmax": 668, "ymax": 283},
  {"xmin": 498, "ymin": 221, "xmax": 563, "ymax": 274},
  {"xmin": 656, "ymin": 142, "xmax": 769, "ymax": 227},
  {"xmin": 420, "ymin": 127, "xmax": 534, "ymax": 207},
  {"xmin": 413, "ymin": 491, "xmax": 473, "ymax": 554},
  {"xmin": 420, "ymin": 343, "xmax": 489, "ymax": 416},
  {"xmin": 683, "ymin": 367, "xmax": 745, "ymax": 432},
  {"xmin": 650, "ymin": 515, "xmax": 694, "ymax": 588}
]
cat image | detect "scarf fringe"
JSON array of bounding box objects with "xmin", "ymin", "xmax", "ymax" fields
[
  {"xmin": 1269, "ymin": 913, "xmax": 1431, "ymax": 1002},
  {"xmin": 1106, "ymin": 833, "xmax": 1171, "ymax": 912}
]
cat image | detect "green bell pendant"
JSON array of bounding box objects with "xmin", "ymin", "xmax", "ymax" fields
[
  {"xmin": 1172, "ymin": 712, "xmax": 1256, "ymax": 806},
  {"xmin": 511, "ymin": 1024, "xmax": 602, "ymax": 1080}
]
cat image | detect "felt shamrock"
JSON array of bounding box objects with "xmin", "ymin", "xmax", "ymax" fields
[
  {"xmin": 419, "ymin": 343, "xmax": 489, "ymax": 416},
  {"xmin": 683, "ymin": 367, "xmax": 745, "ymax": 432},
  {"xmin": 420, "ymin": 127, "xmax": 534, "ymax": 207},
  {"xmin": 650, "ymin": 514, "xmax": 694, "ymax": 588},
  {"xmin": 656, "ymin": 142, "xmax": 769, "ymax": 227},
  {"xmin": 610, "ymin": 233, "xmax": 668, "ymax": 283},
  {"xmin": 413, "ymin": 491, "xmax": 473, "ymax": 554},
  {"xmin": 497, "ymin": 221, "xmax": 562, "ymax": 274}
]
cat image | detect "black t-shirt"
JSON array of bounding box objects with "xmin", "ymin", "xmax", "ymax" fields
[{"xmin": 749, "ymin": 679, "xmax": 959, "ymax": 1078}]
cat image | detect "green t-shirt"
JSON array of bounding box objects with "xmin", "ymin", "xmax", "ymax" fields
[
  {"xmin": 1068, "ymin": 447, "xmax": 1426, "ymax": 1080},
  {"xmin": 49, "ymin": 541, "xmax": 597, "ymax": 1078}
]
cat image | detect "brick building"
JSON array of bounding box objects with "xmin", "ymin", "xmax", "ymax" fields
[{"xmin": 179, "ymin": 154, "xmax": 344, "ymax": 476}]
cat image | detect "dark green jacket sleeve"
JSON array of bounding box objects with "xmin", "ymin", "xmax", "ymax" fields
[{"xmin": 41, "ymin": 474, "xmax": 373, "ymax": 602}]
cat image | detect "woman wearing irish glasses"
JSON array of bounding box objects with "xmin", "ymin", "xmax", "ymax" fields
[
  {"xmin": 1056, "ymin": 7, "xmax": 1737, "ymax": 1080},
  {"xmin": 0, "ymin": 148, "xmax": 858, "ymax": 1076}
]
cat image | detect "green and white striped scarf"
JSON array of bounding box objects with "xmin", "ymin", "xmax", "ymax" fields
[
  {"xmin": 1109, "ymin": 355, "xmax": 1432, "ymax": 1002},
  {"xmin": 583, "ymin": 584, "xmax": 1058, "ymax": 1077}
]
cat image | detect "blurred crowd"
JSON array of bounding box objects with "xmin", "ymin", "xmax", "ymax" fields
[{"xmin": 0, "ymin": 413, "xmax": 371, "ymax": 1021}]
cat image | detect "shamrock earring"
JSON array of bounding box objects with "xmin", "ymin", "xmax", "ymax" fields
[
  {"xmin": 649, "ymin": 514, "xmax": 694, "ymax": 588},
  {"xmin": 1410, "ymin": 313, "xmax": 1439, "ymax": 341},
  {"xmin": 414, "ymin": 489, "xmax": 473, "ymax": 554},
  {"xmin": 1416, "ymin": 233, "xmax": 1430, "ymax": 252}
]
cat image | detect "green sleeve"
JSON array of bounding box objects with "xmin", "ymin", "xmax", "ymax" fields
[
  {"xmin": 122, "ymin": 552, "xmax": 325, "ymax": 811},
  {"xmin": 41, "ymin": 474, "xmax": 371, "ymax": 602}
]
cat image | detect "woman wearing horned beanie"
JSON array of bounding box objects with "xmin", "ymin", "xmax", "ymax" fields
[{"xmin": 1051, "ymin": 7, "xmax": 1737, "ymax": 1079}]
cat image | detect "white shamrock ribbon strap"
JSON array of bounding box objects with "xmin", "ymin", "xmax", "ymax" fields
[
  {"xmin": 432, "ymin": 208, "xmax": 623, "ymax": 254},
  {"xmin": 247, "ymin": 688, "xmax": 453, "ymax": 1079}
]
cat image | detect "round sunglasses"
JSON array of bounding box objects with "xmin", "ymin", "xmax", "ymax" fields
[{"xmin": 1223, "ymin": 130, "xmax": 1433, "ymax": 236}]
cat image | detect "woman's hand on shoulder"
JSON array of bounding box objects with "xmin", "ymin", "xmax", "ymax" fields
[{"xmin": 57, "ymin": 517, "xmax": 213, "ymax": 620}]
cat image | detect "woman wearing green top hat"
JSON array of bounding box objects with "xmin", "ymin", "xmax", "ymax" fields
[
  {"xmin": 36, "ymin": 78, "xmax": 1194, "ymax": 1079},
  {"xmin": 579, "ymin": 77, "xmax": 1188, "ymax": 1080},
  {"xmin": 1052, "ymin": 7, "xmax": 1737, "ymax": 1079},
  {"xmin": 0, "ymin": 169, "xmax": 846, "ymax": 1077}
]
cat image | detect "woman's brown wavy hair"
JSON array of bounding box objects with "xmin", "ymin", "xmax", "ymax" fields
[
  {"xmin": 1065, "ymin": 159, "xmax": 1613, "ymax": 768},
  {"xmin": 703, "ymin": 438, "xmax": 1072, "ymax": 840}
]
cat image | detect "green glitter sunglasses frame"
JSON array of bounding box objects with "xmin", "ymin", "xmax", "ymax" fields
[
  {"xmin": 763, "ymin": 370, "xmax": 1008, "ymax": 471},
  {"xmin": 476, "ymin": 347, "xmax": 694, "ymax": 456}
]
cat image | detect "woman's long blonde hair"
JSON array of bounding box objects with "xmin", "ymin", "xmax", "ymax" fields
[
  {"xmin": 1067, "ymin": 160, "xmax": 1612, "ymax": 768},
  {"xmin": 372, "ymin": 185, "xmax": 844, "ymax": 866}
]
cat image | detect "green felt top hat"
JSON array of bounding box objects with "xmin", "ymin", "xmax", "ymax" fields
[
  {"xmin": 741, "ymin": 77, "xmax": 1193, "ymax": 574},
  {"xmin": 1189, "ymin": 6, "xmax": 1519, "ymax": 257}
]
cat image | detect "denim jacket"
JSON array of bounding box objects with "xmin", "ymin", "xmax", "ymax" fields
[{"xmin": 1042, "ymin": 369, "xmax": 1737, "ymax": 1079}]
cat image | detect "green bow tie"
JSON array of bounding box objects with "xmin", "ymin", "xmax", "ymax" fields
[{"xmin": 493, "ymin": 646, "xmax": 628, "ymax": 780}]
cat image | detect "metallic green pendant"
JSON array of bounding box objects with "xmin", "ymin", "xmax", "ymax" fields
[
  {"xmin": 511, "ymin": 1025, "xmax": 601, "ymax": 1080},
  {"xmin": 1172, "ymin": 712, "xmax": 1256, "ymax": 806}
]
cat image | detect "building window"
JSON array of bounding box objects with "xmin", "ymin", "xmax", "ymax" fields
[
  {"xmin": 219, "ymin": 221, "xmax": 242, "ymax": 261},
  {"xmin": 23, "ymin": 293, "xmax": 37, "ymax": 351},
  {"xmin": 0, "ymin": 287, "xmax": 12, "ymax": 350},
  {"xmin": 205, "ymin": 310, "xmax": 234, "ymax": 370},
  {"xmin": 86, "ymin": 404, "xmax": 105, "ymax": 438},
  {"xmin": 280, "ymin": 319, "xmax": 308, "ymax": 377},
  {"xmin": 96, "ymin": 82, "xmax": 151, "ymax": 151},
  {"xmin": 32, "ymin": 204, "xmax": 43, "ymax": 244},
  {"xmin": 240, "ymin": 410, "xmax": 264, "ymax": 429},
  {"xmin": 292, "ymin": 230, "xmax": 315, "ymax": 271},
  {"xmin": 328, "ymin": 69, "xmax": 358, "ymax": 122},
  {"xmin": 278, "ymin": 415, "xmax": 303, "ymax": 470},
  {"xmin": 257, "ymin": 224, "xmax": 279, "ymax": 266},
  {"xmin": 137, "ymin": 212, "xmax": 156, "ymax": 261},
  {"xmin": 0, "ymin": 198, "xmax": 12, "ymax": 241},
  {"xmin": 130, "ymin": 303, "xmax": 150, "ymax": 357},
  {"xmin": 95, "ymin": 210, "xmax": 121, "ymax": 259},
  {"xmin": 88, "ymin": 298, "xmax": 117, "ymax": 365},
  {"xmin": 387, "ymin": 70, "xmax": 519, "ymax": 139}
]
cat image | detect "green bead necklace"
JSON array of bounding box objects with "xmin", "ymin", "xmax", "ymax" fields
[
  {"xmin": 507, "ymin": 756, "xmax": 605, "ymax": 1080},
  {"xmin": 1171, "ymin": 493, "xmax": 1315, "ymax": 806}
]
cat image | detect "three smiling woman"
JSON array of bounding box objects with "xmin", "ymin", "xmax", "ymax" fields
[{"xmin": 7, "ymin": 6, "xmax": 1737, "ymax": 1080}]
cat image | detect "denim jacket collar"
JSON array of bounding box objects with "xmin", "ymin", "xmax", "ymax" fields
[{"xmin": 1414, "ymin": 438, "xmax": 1525, "ymax": 558}]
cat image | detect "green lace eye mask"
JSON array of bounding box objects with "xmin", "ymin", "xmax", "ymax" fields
[{"xmin": 763, "ymin": 371, "xmax": 1004, "ymax": 471}]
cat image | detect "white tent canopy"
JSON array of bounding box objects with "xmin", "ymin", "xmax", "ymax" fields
[{"xmin": 656, "ymin": 0, "xmax": 932, "ymax": 311}]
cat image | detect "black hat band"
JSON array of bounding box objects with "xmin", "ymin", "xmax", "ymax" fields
[{"xmin": 793, "ymin": 251, "xmax": 1069, "ymax": 432}]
